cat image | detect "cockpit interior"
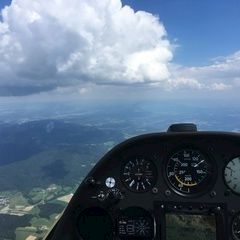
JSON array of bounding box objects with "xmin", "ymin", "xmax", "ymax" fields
[{"xmin": 46, "ymin": 123, "xmax": 240, "ymax": 240}]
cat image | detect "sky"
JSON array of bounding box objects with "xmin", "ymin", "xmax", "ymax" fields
[
  {"xmin": 122, "ymin": 0, "xmax": 240, "ymax": 66},
  {"xmin": 0, "ymin": 0, "xmax": 239, "ymax": 99}
]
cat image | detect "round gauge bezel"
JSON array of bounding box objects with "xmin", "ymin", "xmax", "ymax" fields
[
  {"xmin": 223, "ymin": 155, "xmax": 240, "ymax": 196},
  {"xmin": 164, "ymin": 146, "xmax": 217, "ymax": 197},
  {"xmin": 116, "ymin": 206, "xmax": 156, "ymax": 240},
  {"xmin": 76, "ymin": 207, "xmax": 114, "ymax": 240},
  {"xmin": 120, "ymin": 155, "xmax": 158, "ymax": 193},
  {"xmin": 232, "ymin": 212, "xmax": 240, "ymax": 240}
]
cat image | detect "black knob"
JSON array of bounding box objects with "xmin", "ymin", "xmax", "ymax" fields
[
  {"xmin": 85, "ymin": 177, "xmax": 101, "ymax": 187},
  {"xmin": 97, "ymin": 192, "xmax": 106, "ymax": 201},
  {"xmin": 106, "ymin": 189, "xmax": 124, "ymax": 204}
]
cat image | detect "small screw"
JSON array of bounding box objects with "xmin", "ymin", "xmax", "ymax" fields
[
  {"xmin": 165, "ymin": 189, "xmax": 171, "ymax": 196},
  {"xmin": 210, "ymin": 191, "xmax": 217, "ymax": 198},
  {"xmin": 177, "ymin": 205, "xmax": 183, "ymax": 210},
  {"xmin": 152, "ymin": 187, "xmax": 158, "ymax": 194},
  {"xmin": 86, "ymin": 177, "xmax": 96, "ymax": 187},
  {"xmin": 230, "ymin": 209, "xmax": 236, "ymax": 216},
  {"xmin": 199, "ymin": 205, "xmax": 204, "ymax": 210}
]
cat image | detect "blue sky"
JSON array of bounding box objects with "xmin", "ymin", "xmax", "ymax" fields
[
  {"xmin": 0, "ymin": 0, "xmax": 10, "ymax": 8},
  {"xmin": 122, "ymin": 0, "xmax": 240, "ymax": 66},
  {"xmin": 0, "ymin": 0, "xmax": 239, "ymax": 97}
]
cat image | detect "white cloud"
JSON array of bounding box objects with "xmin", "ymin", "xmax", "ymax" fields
[
  {"xmin": 0, "ymin": 0, "xmax": 239, "ymax": 97},
  {"xmin": 210, "ymin": 83, "xmax": 231, "ymax": 91},
  {"xmin": 169, "ymin": 51, "xmax": 240, "ymax": 91},
  {"xmin": 166, "ymin": 77, "xmax": 204, "ymax": 90},
  {"xmin": 0, "ymin": 0, "xmax": 173, "ymax": 95}
]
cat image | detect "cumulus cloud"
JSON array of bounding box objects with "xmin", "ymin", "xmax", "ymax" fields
[
  {"xmin": 0, "ymin": 0, "xmax": 173, "ymax": 95},
  {"xmin": 168, "ymin": 51, "xmax": 240, "ymax": 91},
  {"xmin": 0, "ymin": 0, "xmax": 239, "ymax": 96}
]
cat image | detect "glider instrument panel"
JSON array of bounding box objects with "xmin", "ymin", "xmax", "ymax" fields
[{"xmin": 47, "ymin": 123, "xmax": 240, "ymax": 240}]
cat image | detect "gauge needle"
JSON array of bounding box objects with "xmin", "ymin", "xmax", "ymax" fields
[
  {"xmin": 193, "ymin": 160, "xmax": 205, "ymax": 168},
  {"xmin": 175, "ymin": 159, "xmax": 182, "ymax": 164}
]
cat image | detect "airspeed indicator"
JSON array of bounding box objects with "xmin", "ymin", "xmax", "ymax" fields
[{"xmin": 166, "ymin": 149, "xmax": 214, "ymax": 195}]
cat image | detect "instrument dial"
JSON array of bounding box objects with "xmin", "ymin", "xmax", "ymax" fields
[
  {"xmin": 232, "ymin": 213, "xmax": 240, "ymax": 240},
  {"xmin": 77, "ymin": 207, "xmax": 113, "ymax": 240},
  {"xmin": 121, "ymin": 156, "xmax": 157, "ymax": 192},
  {"xmin": 117, "ymin": 207, "xmax": 154, "ymax": 240},
  {"xmin": 224, "ymin": 157, "xmax": 240, "ymax": 194},
  {"xmin": 166, "ymin": 149, "xmax": 213, "ymax": 195}
]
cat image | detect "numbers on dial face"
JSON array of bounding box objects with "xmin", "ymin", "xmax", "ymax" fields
[
  {"xmin": 224, "ymin": 157, "xmax": 240, "ymax": 194},
  {"xmin": 232, "ymin": 214, "xmax": 240, "ymax": 240},
  {"xmin": 121, "ymin": 157, "xmax": 157, "ymax": 192},
  {"xmin": 166, "ymin": 149, "xmax": 212, "ymax": 195},
  {"xmin": 118, "ymin": 207, "xmax": 154, "ymax": 240}
]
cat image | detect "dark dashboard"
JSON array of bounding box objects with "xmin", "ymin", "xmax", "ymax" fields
[{"xmin": 48, "ymin": 124, "xmax": 240, "ymax": 240}]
